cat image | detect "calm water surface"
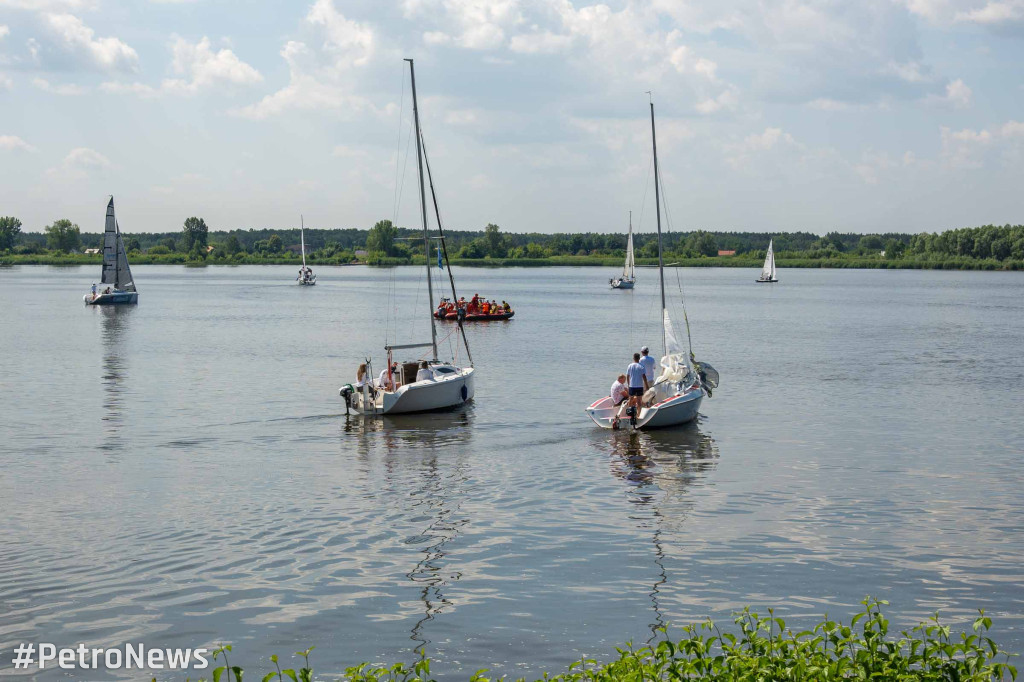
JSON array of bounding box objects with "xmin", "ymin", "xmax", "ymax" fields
[{"xmin": 1, "ymin": 264, "xmax": 1022, "ymax": 679}]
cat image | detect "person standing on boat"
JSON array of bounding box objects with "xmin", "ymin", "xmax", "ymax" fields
[
  {"xmin": 91, "ymin": 283, "xmax": 97, "ymax": 299},
  {"xmin": 610, "ymin": 374, "xmax": 629, "ymax": 428},
  {"xmin": 378, "ymin": 363, "xmax": 398, "ymax": 392},
  {"xmin": 626, "ymin": 353, "xmax": 649, "ymax": 415},
  {"xmin": 639, "ymin": 346, "xmax": 657, "ymax": 385}
]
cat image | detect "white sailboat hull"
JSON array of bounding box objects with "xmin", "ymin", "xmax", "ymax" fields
[
  {"xmin": 349, "ymin": 367, "xmax": 474, "ymax": 415},
  {"xmin": 585, "ymin": 383, "xmax": 702, "ymax": 430},
  {"xmin": 84, "ymin": 290, "xmax": 138, "ymax": 305},
  {"xmin": 610, "ymin": 277, "xmax": 635, "ymax": 289}
]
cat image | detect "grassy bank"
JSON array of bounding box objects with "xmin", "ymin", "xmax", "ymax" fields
[
  {"xmin": 192, "ymin": 600, "xmax": 1015, "ymax": 682},
  {"xmin": 3, "ymin": 253, "xmax": 1023, "ymax": 271}
]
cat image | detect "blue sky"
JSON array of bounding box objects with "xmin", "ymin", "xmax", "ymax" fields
[{"xmin": 1, "ymin": 0, "xmax": 1022, "ymax": 236}]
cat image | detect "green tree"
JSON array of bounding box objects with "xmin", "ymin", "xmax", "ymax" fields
[
  {"xmin": 45, "ymin": 219, "xmax": 82, "ymax": 253},
  {"xmin": 267, "ymin": 234, "xmax": 282, "ymax": 253},
  {"xmin": 683, "ymin": 231, "xmax": 717, "ymax": 257},
  {"xmin": 859, "ymin": 235, "xmax": 884, "ymax": 252},
  {"xmin": 0, "ymin": 216, "xmax": 22, "ymax": 251},
  {"xmin": 182, "ymin": 216, "xmax": 209, "ymax": 252},
  {"xmin": 147, "ymin": 245, "xmax": 171, "ymax": 255},
  {"xmin": 884, "ymin": 238, "xmax": 906, "ymax": 259},
  {"xmin": 124, "ymin": 236, "xmax": 141, "ymax": 253},
  {"xmin": 366, "ymin": 219, "xmax": 397, "ymax": 256},
  {"xmin": 223, "ymin": 234, "xmax": 241, "ymax": 256},
  {"xmin": 161, "ymin": 236, "xmax": 178, "ymax": 251},
  {"xmin": 525, "ymin": 242, "xmax": 547, "ymax": 258},
  {"xmin": 189, "ymin": 240, "xmax": 207, "ymax": 260},
  {"xmin": 484, "ymin": 223, "xmax": 506, "ymax": 258}
]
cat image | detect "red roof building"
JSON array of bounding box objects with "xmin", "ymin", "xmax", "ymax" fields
[{"xmin": 717, "ymin": 250, "xmax": 737, "ymax": 256}]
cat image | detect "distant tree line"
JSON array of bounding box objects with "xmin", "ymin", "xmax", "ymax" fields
[{"xmin": 2, "ymin": 214, "xmax": 1022, "ymax": 266}]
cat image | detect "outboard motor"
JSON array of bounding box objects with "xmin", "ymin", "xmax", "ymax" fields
[
  {"xmin": 695, "ymin": 361, "xmax": 719, "ymax": 398},
  {"xmin": 339, "ymin": 384, "xmax": 354, "ymax": 413}
]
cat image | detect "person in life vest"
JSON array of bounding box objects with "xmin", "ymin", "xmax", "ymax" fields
[
  {"xmin": 470, "ymin": 293, "xmax": 480, "ymax": 313},
  {"xmin": 481, "ymin": 300, "xmax": 490, "ymax": 315},
  {"xmin": 502, "ymin": 300, "xmax": 511, "ymax": 313},
  {"xmin": 490, "ymin": 300, "xmax": 499, "ymax": 314}
]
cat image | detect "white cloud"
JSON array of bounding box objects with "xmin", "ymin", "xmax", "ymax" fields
[
  {"xmin": 0, "ymin": 0, "xmax": 94, "ymax": 8},
  {"xmin": 32, "ymin": 77, "xmax": 87, "ymax": 95},
  {"xmin": 46, "ymin": 146, "xmax": 112, "ymax": 178},
  {"xmin": 0, "ymin": 74, "xmax": 11, "ymax": 90},
  {"xmin": 404, "ymin": 0, "xmax": 521, "ymax": 50},
  {"xmin": 955, "ymin": 0, "xmax": 1024, "ymax": 24},
  {"xmin": 884, "ymin": 60, "xmax": 929, "ymax": 83},
  {"xmin": 941, "ymin": 125, "xmax": 992, "ymax": 167},
  {"xmin": 941, "ymin": 78, "xmax": 972, "ymax": 107},
  {"xmin": 100, "ymin": 36, "xmax": 261, "ymax": 98},
  {"xmin": 0, "ymin": 25, "xmax": 10, "ymax": 39},
  {"xmin": 43, "ymin": 12, "xmax": 138, "ymax": 72},
  {"xmin": 236, "ymin": 1, "xmax": 379, "ymax": 120},
  {"xmin": 695, "ymin": 87, "xmax": 739, "ymax": 114},
  {"xmin": 0, "ymin": 134, "xmax": 35, "ymax": 152},
  {"xmin": 162, "ymin": 36, "xmax": 262, "ymax": 94},
  {"xmin": 1001, "ymin": 120, "xmax": 1024, "ymax": 137},
  {"xmin": 508, "ymin": 30, "xmax": 572, "ymax": 54}
]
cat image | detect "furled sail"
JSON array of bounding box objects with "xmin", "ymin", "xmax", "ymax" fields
[
  {"xmin": 659, "ymin": 309, "xmax": 692, "ymax": 382},
  {"xmin": 761, "ymin": 239, "xmax": 775, "ymax": 280},
  {"xmin": 623, "ymin": 229, "xmax": 635, "ymax": 278}
]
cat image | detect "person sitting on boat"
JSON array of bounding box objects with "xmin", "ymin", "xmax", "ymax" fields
[
  {"xmin": 639, "ymin": 346, "xmax": 656, "ymax": 386},
  {"xmin": 104, "ymin": 287, "xmax": 111, "ymax": 295},
  {"xmin": 91, "ymin": 283, "xmax": 97, "ymax": 299},
  {"xmin": 610, "ymin": 374, "xmax": 629, "ymax": 428},
  {"xmin": 415, "ymin": 361, "xmax": 434, "ymax": 382},
  {"xmin": 378, "ymin": 363, "xmax": 398, "ymax": 392},
  {"xmin": 305, "ymin": 267, "xmax": 313, "ymax": 281},
  {"xmin": 356, "ymin": 363, "xmax": 369, "ymax": 388},
  {"xmin": 626, "ymin": 352, "xmax": 649, "ymax": 418},
  {"xmin": 502, "ymin": 300, "xmax": 511, "ymax": 313},
  {"xmin": 481, "ymin": 300, "xmax": 489, "ymax": 315}
]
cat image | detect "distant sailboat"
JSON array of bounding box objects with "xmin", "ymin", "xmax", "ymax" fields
[
  {"xmin": 297, "ymin": 216, "xmax": 316, "ymax": 285},
  {"xmin": 84, "ymin": 197, "xmax": 138, "ymax": 305},
  {"xmin": 586, "ymin": 98, "xmax": 719, "ymax": 430},
  {"xmin": 610, "ymin": 212, "xmax": 636, "ymax": 289},
  {"xmin": 756, "ymin": 238, "xmax": 778, "ymax": 283}
]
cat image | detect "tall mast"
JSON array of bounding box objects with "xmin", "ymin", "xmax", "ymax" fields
[
  {"xmin": 300, "ymin": 215, "xmax": 307, "ymax": 270},
  {"xmin": 649, "ymin": 98, "xmax": 667, "ymax": 358},
  {"xmin": 406, "ymin": 58, "xmax": 438, "ymax": 361}
]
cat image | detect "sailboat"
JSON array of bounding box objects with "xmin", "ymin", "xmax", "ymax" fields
[
  {"xmin": 339, "ymin": 58, "xmax": 474, "ymax": 416},
  {"xmin": 756, "ymin": 238, "xmax": 777, "ymax": 283},
  {"xmin": 586, "ymin": 98, "xmax": 718, "ymax": 430},
  {"xmin": 297, "ymin": 216, "xmax": 316, "ymax": 285},
  {"xmin": 610, "ymin": 212, "xmax": 636, "ymax": 289},
  {"xmin": 84, "ymin": 197, "xmax": 138, "ymax": 305}
]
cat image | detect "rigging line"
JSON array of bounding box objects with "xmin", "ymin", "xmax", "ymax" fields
[
  {"xmin": 391, "ymin": 69, "xmax": 406, "ymax": 225},
  {"xmin": 419, "ymin": 128, "xmax": 474, "ymax": 367}
]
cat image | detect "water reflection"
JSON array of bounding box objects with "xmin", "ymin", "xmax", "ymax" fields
[
  {"xmin": 98, "ymin": 305, "xmax": 134, "ymax": 459},
  {"xmin": 598, "ymin": 422, "xmax": 719, "ymax": 642},
  {"xmin": 340, "ymin": 410, "xmax": 473, "ymax": 653}
]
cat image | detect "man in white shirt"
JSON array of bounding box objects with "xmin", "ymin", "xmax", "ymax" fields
[
  {"xmin": 610, "ymin": 374, "xmax": 629, "ymax": 429},
  {"xmin": 415, "ymin": 361, "xmax": 434, "ymax": 382},
  {"xmin": 625, "ymin": 353, "xmax": 649, "ymax": 426},
  {"xmin": 639, "ymin": 346, "xmax": 657, "ymax": 385}
]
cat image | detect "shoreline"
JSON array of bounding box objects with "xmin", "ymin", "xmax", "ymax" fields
[{"xmin": 3, "ymin": 254, "xmax": 1022, "ymax": 271}]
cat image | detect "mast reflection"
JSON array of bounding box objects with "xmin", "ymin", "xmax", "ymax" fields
[
  {"xmin": 98, "ymin": 305, "xmax": 134, "ymax": 459},
  {"xmin": 599, "ymin": 422, "xmax": 719, "ymax": 642}
]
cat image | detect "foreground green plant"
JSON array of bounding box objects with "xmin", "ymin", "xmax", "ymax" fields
[{"xmin": 179, "ymin": 599, "xmax": 1017, "ymax": 682}]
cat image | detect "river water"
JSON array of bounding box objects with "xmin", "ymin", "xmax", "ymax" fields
[{"xmin": 1, "ymin": 264, "xmax": 1022, "ymax": 679}]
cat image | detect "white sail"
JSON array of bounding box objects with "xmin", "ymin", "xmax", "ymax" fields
[
  {"xmin": 300, "ymin": 218, "xmax": 307, "ymax": 270},
  {"xmin": 623, "ymin": 226, "xmax": 635, "ymax": 278},
  {"xmin": 761, "ymin": 238, "xmax": 775, "ymax": 280}
]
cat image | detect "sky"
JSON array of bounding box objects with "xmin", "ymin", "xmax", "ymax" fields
[{"xmin": 1, "ymin": 0, "xmax": 1023, "ymax": 236}]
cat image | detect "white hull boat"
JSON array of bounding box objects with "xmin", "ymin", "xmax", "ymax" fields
[
  {"xmin": 343, "ymin": 364, "xmax": 474, "ymax": 415},
  {"xmin": 85, "ymin": 197, "xmax": 138, "ymax": 306},
  {"xmin": 297, "ymin": 216, "xmax": 316, "ymax": 285},
  {"xmin": 757, "ymin": 237, "xmax": 778, "ymax": 283},
  {"xmin": 341, "ymin": 59, "xmax": 475, "ymax": 418},
  {"xmin": 610, "ymin": 212, "xmax": 636, "ymax": 289},
  {"xmin": 586, "ymin": 99, "xmax": 719, "ymax": 431}
]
